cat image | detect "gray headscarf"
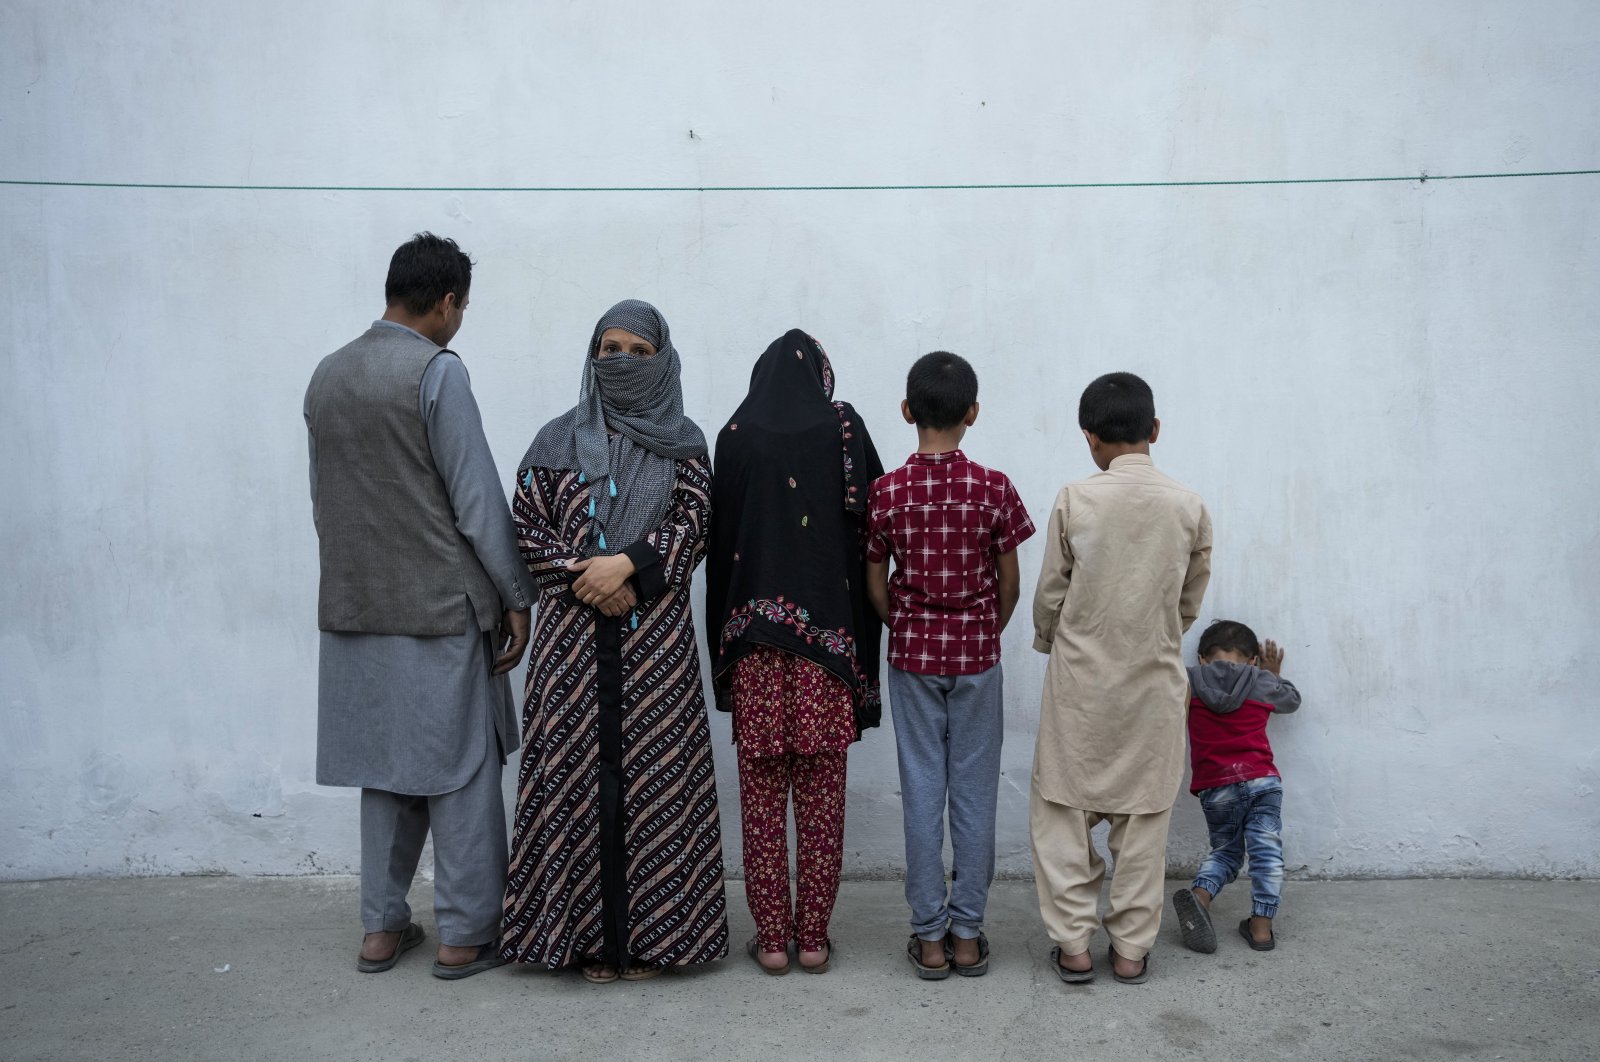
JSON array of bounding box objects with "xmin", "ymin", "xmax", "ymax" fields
[{"xmin": 520, "ymin": 300, "xmax": 707, "ymax": 556}]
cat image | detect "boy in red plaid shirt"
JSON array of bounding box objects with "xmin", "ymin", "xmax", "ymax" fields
[{"xmin": 866, "ymin": 351, "xmax": 1034, "ymax": 979}]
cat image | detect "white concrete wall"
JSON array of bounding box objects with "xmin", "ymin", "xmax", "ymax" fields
[{"xmin": 3, "ymin": 1, "xmax": 1597, "ymax": 881}]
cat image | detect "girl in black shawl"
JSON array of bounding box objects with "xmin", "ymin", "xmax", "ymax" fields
[{"xmin": 705, "ymin": 329, "xmax": 884, "ymax": 974}]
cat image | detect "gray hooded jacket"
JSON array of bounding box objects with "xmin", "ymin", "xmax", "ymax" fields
[{"xmin": 1187, "ymin": 660, "xmax": 1301, "ymax": 715}]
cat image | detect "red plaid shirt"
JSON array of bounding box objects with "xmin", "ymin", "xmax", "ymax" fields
[{"xmin": 866, "ymin": 450, "xmax": 1035, "ymax": 675}]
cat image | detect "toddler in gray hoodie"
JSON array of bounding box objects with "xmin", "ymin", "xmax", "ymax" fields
[{"xmin": 1171, "ymin": 620, "xmax": 1301, "ymax": 953}]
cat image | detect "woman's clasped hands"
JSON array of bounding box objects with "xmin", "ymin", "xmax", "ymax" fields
[{"xmin": 569, "ymin": 554, "xmax": 639, "ymax": 617}]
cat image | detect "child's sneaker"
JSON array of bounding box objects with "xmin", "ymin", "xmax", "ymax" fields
[{"xmin": 1172, "ymin": 888, "xmax": 1217, "ymax": 953}]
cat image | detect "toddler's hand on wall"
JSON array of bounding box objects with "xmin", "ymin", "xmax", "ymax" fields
[{"xmin": 1259, "ymin": 639, "xmax": 1284, "ymax": 675}]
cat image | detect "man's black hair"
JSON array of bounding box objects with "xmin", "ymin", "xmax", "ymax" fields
[
  {"xmin": 905, "ymin": 351, "xmax": 978, "ymax": 430},
  {"xmin": 385, "ymin": 232, "xmax": 472, "ymax": 316},
  {"xmin": 1198, "ymin": 619, "xmax": 1261, "ymax": 660},
  {"xmin": 1078, "ymin": 371, "xmax": 1156, "ymax": 443}
]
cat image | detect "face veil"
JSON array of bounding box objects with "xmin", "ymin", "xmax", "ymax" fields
[{"xmin": 520, "ymin": 300, "xmax": 707, "ymax": 555}]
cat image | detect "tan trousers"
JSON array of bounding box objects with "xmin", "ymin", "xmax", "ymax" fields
[{"xmin": 1030, "ymin": 785, "xmax": 1173, "ymax": 961}]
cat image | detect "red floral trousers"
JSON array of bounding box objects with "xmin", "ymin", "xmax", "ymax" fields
[{"xmin": 732, "ymin": 648, "xmax": 852, "ymax": 953}]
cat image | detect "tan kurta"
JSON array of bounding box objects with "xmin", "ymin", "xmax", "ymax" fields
[{"xmin": 1031, "ymin": 453, "xmax": 1212, "ymax": 814}]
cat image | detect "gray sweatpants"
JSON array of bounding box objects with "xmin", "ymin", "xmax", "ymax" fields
[
  {"xmin": 359, "ymin": 739, "xmax": 507, "ymax": 947},
  {"xmin": 887, "ymin": 664, "xmax": 1004, "ymax": 941}
]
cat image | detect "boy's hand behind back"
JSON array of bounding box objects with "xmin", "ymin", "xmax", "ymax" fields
[
  {"xmin": 1258, "ymin": 639, "xmax": 1284, "ymax": 675},
  {"xmin": 866, "ymin": 558, "xmax": 892, "ymax": 625}
]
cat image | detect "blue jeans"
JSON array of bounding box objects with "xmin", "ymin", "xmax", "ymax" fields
[{"xmin": 1191, "ymin": 776, "xmax": 1284, "ymax": 919}]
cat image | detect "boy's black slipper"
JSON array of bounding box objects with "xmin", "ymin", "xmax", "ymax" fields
[
  {"xmin": 1109, "ymin": 945, "xmax": 1150, "ymax": 985},
  {"xmin": 907, "ymin": 933, "xmax": 951, "ymax": 979},
  {"xmin": 1238, "ymin": 918, "xmax": 1276, "ymax": 951},
  {"xmin": 1049, "ymin": 945, "xmax": 1094, "ymax": 984},
  {"xmin": 949, "ymin": 931, "xmax": 989, "ymax": 977},
  {"xmin": 1172, "ymin": 889, "xmax": 1217, "ymax": 953}
]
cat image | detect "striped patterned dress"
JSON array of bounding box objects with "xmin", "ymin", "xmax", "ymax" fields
[{"xmin": 500, "ymin": 455, "xmax": 729, "ymax": 970}]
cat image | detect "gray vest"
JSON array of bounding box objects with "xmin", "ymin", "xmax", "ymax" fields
[{"xmin": 305, "ymin": 325, "xmax": 501, "ymax": 636}]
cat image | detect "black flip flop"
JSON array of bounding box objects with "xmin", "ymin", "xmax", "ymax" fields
[
  {"xmin": 356, "ymin": 922, "xmax": 425, "ymax": 973},
  {"xmin": 950, "ymin": 932, "xmax": 990, "ymax": 977},
  {"xmin": 1049, "ymin": 945, "xmax": 1094, "ymax": 984},
  {"xmin": 1109, "ymin": 945, "xmax": 1150, "ymax": 985},
  {"xmin": 1239, "ymin": 918, "xmax": 1276, "ymax": 951},
  {"xmin": 431, "ymin": 942, "xmax": 506, "ymax": 980},
  {"xmin": 907, "ymin": 933, "xmax": 951, "ymax": 980},
  {"xmin": 1172, "ymin": 889, "xmax": 1217, "ymax": 953}
]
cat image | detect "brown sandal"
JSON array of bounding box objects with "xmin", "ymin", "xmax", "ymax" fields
[
  {"xmin": 619, "ymin": 961, "xmax": 663, "ymax": 982},
  {"xmin": 746, "ymin": 935, "xmax": 791, "ymax": 975},
  {"xmin": 798, "ymin": 939, "xmax": 832, "ymax": 974},
  {"xmin": 580, "ymin": 962, "xmax": 619, "ymax": 984}
]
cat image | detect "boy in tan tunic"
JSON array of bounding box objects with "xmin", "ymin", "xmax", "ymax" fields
[{"xmin": 1030, "ymin": 372, "xmax": 1211, "ymax": 984}]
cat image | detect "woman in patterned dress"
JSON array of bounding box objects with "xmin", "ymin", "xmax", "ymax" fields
[
  {"xmin": 705, "ymin": 329, "xmax": 884, "ymax": 974},
  {"xmin": 499, "ymin": 300, "xmax": 728, "ymax": 983}
]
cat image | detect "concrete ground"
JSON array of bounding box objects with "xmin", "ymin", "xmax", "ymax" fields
[{"xmin": 1, "ymin": 877, "xmax": 1595, "ymax": 1062}]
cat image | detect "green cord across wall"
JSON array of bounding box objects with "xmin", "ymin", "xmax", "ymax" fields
[{"xmin": 1, "ymin": 169, "xmax": 1597, "ymax": 193}]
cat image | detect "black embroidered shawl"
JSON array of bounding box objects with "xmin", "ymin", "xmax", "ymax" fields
[{"xmin": 705, "ymin": 330, "xmax": 885, "ymax": 734}]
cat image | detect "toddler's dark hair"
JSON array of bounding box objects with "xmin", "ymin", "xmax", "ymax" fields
[
  {"xmin": 905, "ymin": 351, "xmax": 979, "ymax": 430},
  {"xmin": 1198, "ymin": 619, "xmax": 1261, "ymax": 660},
  {"xmin": 1078, "ymin": 372, "xmax": 1155, "ymax": 443}
]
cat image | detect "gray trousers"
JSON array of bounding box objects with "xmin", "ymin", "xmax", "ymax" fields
[
  {"xmin": 359, "ymin": 737, "xmax": 506, "ymax": 947},
  {"xmin": 887, "ymin": 664, "xmax": 1004, "ymax": 941}
]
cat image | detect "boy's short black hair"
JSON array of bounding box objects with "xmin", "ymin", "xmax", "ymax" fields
[
  {"xmin": 1198, "ymin": 620, "xmax": 1261, "ymax": 660},
  {"xmin": 1078, "ymin": 372, "xmax": 1156, "ymax": 443},
  {"xmin": 906, "ymin": 351, "xmax": 978, "ymax": 430},
  {"xmin": 385, "ymin": 232, "xmax": 472, "ymax": 316}
]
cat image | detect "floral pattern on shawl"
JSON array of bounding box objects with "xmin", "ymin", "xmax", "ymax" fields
[{"xmin": 721, "ymin": 596, "xmax": 880, "ymax": 708}]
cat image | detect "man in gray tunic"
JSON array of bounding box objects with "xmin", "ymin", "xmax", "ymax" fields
[{"xmin": 304, "ymin": 232, "xmax": 530, "ymax": 979}]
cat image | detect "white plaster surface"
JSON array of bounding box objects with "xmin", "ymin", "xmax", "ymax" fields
[{"xmin": 2, "ymin": 2, "xmax": 1598, "ymax": 881}]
